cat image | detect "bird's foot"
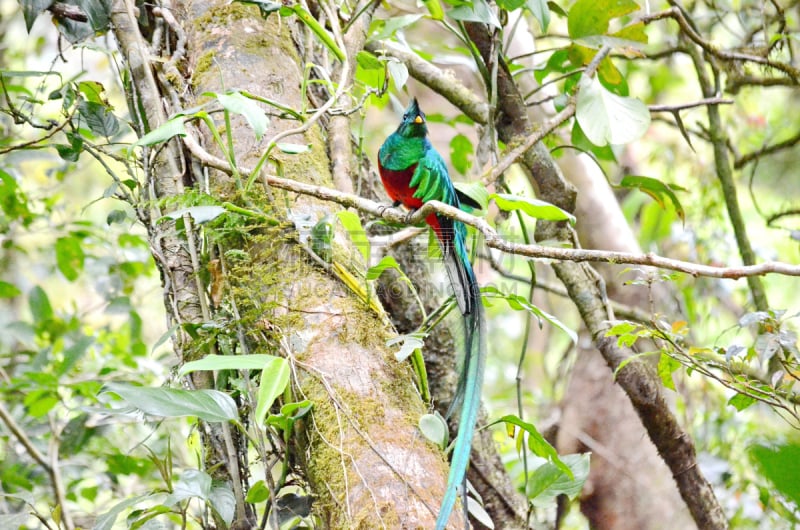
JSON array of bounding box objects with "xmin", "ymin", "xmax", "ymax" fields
[{"xmin": 404, "ymin": 208, "xmax": 418, "ymax": 224}]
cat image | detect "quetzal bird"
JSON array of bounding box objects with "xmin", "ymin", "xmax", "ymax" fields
[{"xmin": 378, "ymin": 98, "xmax": 486, "ymax": 529}]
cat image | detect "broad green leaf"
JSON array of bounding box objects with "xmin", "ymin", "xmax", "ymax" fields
[
  {"xmin": 29, "ymin": 285, "xmax": 53, "ymax": 323},
  {"xmin": 750, "ymin": 443, "xmax": 800, "ymax": 506},
  {"xmin": 336, "ymin": 210, "xmax": 369, "ymax": 262},
  {"xmin": 179, "ymin": 354, "xmax": 283, "ymax": 376},
  {"xmin": 78, "ymin": 100, "xmax": 119, "ymax": 138},
  {"xmin": 448, "ymin": 0, "xmax": 501, "ymax": 28},
  {"xmin": 311, "ymin": 215, "xmax": 334, "ymax": 263},
  {"xmin": 525, "ymin": 0, "xmax": 550, "ymax": 31},
  {"xmin": 419, "ymin": 413, "xmax": 448, "ymax": 448},
  {"xmin": 255, "ymin": 356, "xmax": 290, "ymax": 426},
  {"xmin": 491, "ymin": 193, "xmax": 577, "ymax": 224},
  {"xmin": 497, "ymin": 0, "xmax": 525, "ymax": 10},
  {"xmin": 209, "ymin": 485, "xmax": 236, "ymax": 525},
  {"xmin": 0, "ymin": 281, "xmax": 21, "ymax": 298},
  {"xmin": 387, "ymin": 60, "xmax": 409, "ymax": 90},
  {"xmin": 454, "ymin": 181, "xmax": 490, "ymax": 211},
  {"xmin": 370, "ymin": 14, "xmax": 423, "ymax": 41},
  {"xmin": 214, "ymin": 91, "xmax": 269, "ymax": 140},
  {"xmin": 495, "ymin": 414, "xmax": 572, "ymax": 476},
  {"xmin": 568, "ymin": 0, "xmax": 638, "ymax": 40},
  {"xmin": 618, "ymin": 175, "xmax": 685, "ymax": 222},
  {"xmin": 657, "ymin": 353, "xmax": 680, "ymax": 391},
  {"xmin": 55, "ymin": 235, "xmax": 85, "ymax": 282},
  {"xmin": 576, "ymin": 75, "xmax": 650, "ymax": 146},
  {"xmin": 133, "ymin": 116, "xmax": 187, "ymax": 148},
  {"xmin": 450, "ymin": 133, "xmax": 473, "ymax": 176},
  {"xmin": 77, "ymin": 81, "xmax": 107, "ymax": 105},
  {"xmin": 164, "ymin": 205, "xmax": 226, "ymax": 224},
  {"xmin": 165, "ymin": 469, "xmax": 212, "ymax": 505},
  {"xmin": 527, "ymin": 453, "xmax": 590, "ymax": 505},
  {"xmin": 246, "ymin": 480, "xmax": 270, "ymax": 503},
  {"xmin": 356, "ymin": 51, "xmax": 385, "ymax": 89},
  {"xmin": 366, "ymin": 255, "xmax": 404, "ymax": 281},
  {"xmin": 103, "ymin": 382, "xmax": 238, "ymax": 422},
  {"xmin": 728, "ymin": 392, "xmax": 756, "ymax": 412},
  {"xmin": 466, "ymin": 496, "xmax": 495, "ymax": 529}
]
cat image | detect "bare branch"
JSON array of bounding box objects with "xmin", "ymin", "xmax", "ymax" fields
[{"xmin": 183, "ymin": 133, "xmax": 800, "ymax": 280}]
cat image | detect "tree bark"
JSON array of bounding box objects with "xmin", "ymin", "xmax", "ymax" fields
[{"xmin": 114, "ymin": 0, "xmax": 459, "ymax": 526}]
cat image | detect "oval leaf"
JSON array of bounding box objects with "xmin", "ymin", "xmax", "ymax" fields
[
  {"xmin": 214, "ymin": 91, "xmax": 269, "ymax": 140},
  {"xmin": 576, "ymin": 75, "xmax": 650, "ymax": 146},
  {"xmin": 103, "ymin": 382, "xmax": 238, "ymax": 422},
  {"xmin": 490, "ymin": 193, "xmax": 576, "ymax": 224},
  {"xmin": 419, "ymin": 413, "xmax": 448, "ymax": 448}
]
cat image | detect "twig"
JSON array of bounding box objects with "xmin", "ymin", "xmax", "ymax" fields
[{"xmin": 182, "ymin": 132, "xmax": 800, "ymax": 280}]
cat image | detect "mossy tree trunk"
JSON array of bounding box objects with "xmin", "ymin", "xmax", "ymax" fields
[{"xmin": 112, "ymin": 0, "xmax": 463, "ymax": 527}]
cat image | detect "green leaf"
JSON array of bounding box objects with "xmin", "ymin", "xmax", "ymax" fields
[
  {"xmin": 525, "ymin": 0, "xmax": 550, "ymax": 31},
  {"xmin": 165, "ymin": 469, "xmax": 212, "ymax": 505},
  {"xmin": 255, "ymin": 356, "xmax": 290, "ymax": 426},
  {"xmin": 246, "ymin": 480, "xmax": 271, "ymax": 503},
  {"xmin": 356, "ymin": 51, "xmax": 385, "ymax": 89},
  {"xmin": 657, "ymin": 353, "xmax": 680, "ymax": 391},
  {"xmin": 29, "ymin": 285, "xmax": 53, "ymax": 323},
  {"xmin": 568, "ymin": 0, "xmax": 639, "ymax": 40},
  {"xmin": 490, "ymin": 193, "xmax": 576, "ymax": 224},
  {"xmin": 78, "ymin": 100, "xmax": 120, "ymax": 138},
  {"xmin": 311, "ymin": 215, "xmax": 334, "ymax": 262},
  {"xmin": 576, "ymin": 75, "xmax": 650, "ymax": 146},
  {"xmin": 618, "ymin": 175, "xmax": 685, "ymax": 223},
  {"xmin": 454, "ymin": 181, "xmax": 490, "ymax": 211},
  {"xmin": 209, "ymin": 485, "xmax": 236, "ymax": 525},
  {"xmin": 0, "ymin": 281, "xmax": 21, "ymax": 298},
  {"xmin": 749, "ymin": 443, "xmax": 800, "ymax": 506},
  {"xmin": 370, "ymin": 14, "xmax": 423, "ymax": 41},
  {"xmin": 214, "ymin": 91, "xmax": 269, "ymax": 140},
  {"xmin": 55, "ymin": 235, "xmax": 85, "ymax": 282},
  {"xmin": 366, "ymin": 255, "xmax": 404, "ymax": 281},
  {"xmin": 103, "ymin": 383, "xmax": 238, "ymax": 422},
  {"xmin": 448, "ymin": 0, "xmax": 501, "ymax": 28},
  {"xmin": 497, "ymin": 0, "xmax": 526, "ymax": 10},
  {"xmin": 495, "ymin": 414, "xmax": 572, "ymax": 476},
  {"xmin": 133, "ymin": 116, "xmax": 187, "ymax": 148},
  {"xmin": 419, "ymin": 413, "xmax": 448, "ymax": 448},
  {"xmin": 164, "ymin": 205, "xmax": 226, "ymax": 224},
  {"xmin": 336, "ymin": 210, "xmax": 369, "ymax": 262},
  {"xmin": 450, "ymin": 134, "xmax": 474, "ymax": 176},
  {"xmin": 527, "ymin": 453, "xmax": 590, "ymax": 506},
  {"xmin": 179, "ymin": 354, "xmax": 284, "ymax": 376},
  {"xmin": 728, "ymin": 392, "xmax": 756, "ymax": 412},
  {"xmin": 387, "ymin": 60, "xmax": 409, "ymax": 90}
]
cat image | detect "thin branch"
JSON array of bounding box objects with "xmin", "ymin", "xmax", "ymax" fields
[
  {"xmin": 182, "ymin": 132, "xmax": 800, "ymax": 280},
  {"xmin": 642, "ymin": 6, "xmax": 800, "ymax": 81},
  {"xmin": 734, "ymin": 128, "xmax": 800, "ymax": 169},
  {"xmin": 649, "ymin": 97, "xmax": 733, "ymax": 112}
]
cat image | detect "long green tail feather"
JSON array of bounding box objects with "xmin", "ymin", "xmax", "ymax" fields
[{"xmin": 435, "ymin": 231, "xmax": 486, "ymax": 530}]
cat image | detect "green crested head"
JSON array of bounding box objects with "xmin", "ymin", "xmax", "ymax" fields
[
  {"xmin": 394, "ymin": 98, "xmax": 428, "ymax": 138},
  {"xmin": 379, "ymin": 98, "xmax": 431, "ymax": 170}
]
